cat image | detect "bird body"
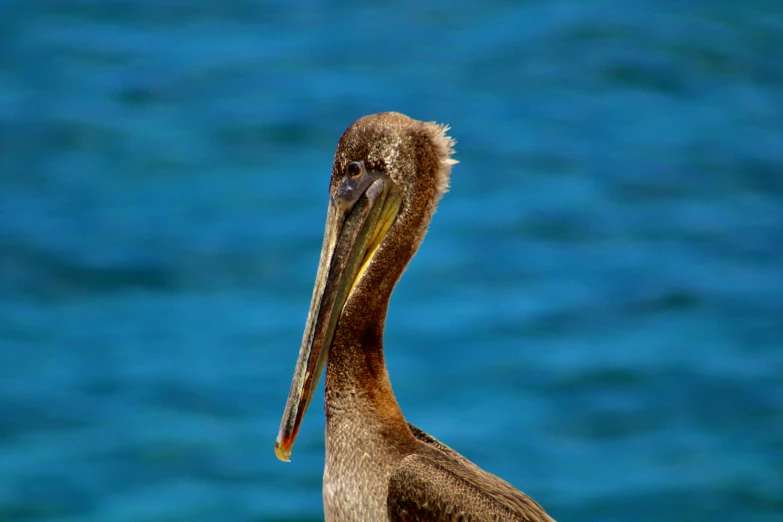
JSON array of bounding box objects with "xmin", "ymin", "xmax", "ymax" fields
[{"xmin": 275, "ymin": 112, "xmax": 555, "ymax": 522}]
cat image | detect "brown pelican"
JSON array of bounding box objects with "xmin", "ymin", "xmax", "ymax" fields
[{"xmin": 275, "ymin": 112, "xmax": 555, "ymax": 521}]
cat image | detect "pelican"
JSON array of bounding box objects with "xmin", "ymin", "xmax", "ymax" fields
[{"xmin": 275, "ymin": 112, "xmax": 555, "ymax": 521}]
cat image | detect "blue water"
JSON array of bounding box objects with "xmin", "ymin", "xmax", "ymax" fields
[{"xmin": 1, "ymin": 1, "xmax": 782, "ymax": 520}]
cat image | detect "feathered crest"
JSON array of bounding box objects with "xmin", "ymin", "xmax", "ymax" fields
[{"xmin": 423, "ymin": 122, "xmax": 457, "ymax": 198}]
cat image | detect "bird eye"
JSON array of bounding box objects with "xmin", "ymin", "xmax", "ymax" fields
[{"xmin": 347, "ymin": 161, "xmax": 362, "ymax": 178}]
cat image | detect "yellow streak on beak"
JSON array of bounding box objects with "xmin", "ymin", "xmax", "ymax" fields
[{"xmin": 348, "ymin": 189, "xmax": 403, "ymax": 298}]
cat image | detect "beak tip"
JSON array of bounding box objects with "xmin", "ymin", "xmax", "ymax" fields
[{"xmin": 275, "ymin": 438, "xmax": 292, "ymax": 462}]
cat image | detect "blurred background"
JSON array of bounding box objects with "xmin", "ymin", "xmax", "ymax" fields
[{"xmin": 1, "ymin": 0, "xmax": 782, "ymax": 521}]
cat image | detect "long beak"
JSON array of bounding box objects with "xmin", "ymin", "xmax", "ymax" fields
[{"xmin": 275, "ymin": 175, "xmax": 402, "ymax": 462}]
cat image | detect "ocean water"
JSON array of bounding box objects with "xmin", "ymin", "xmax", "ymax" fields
[{"xmin": 1, "ymin": 1, "xmax": 782, "ymax": 520}]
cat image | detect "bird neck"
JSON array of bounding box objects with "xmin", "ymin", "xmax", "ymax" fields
[
  {"xmin": 324, "ymin": 285, "xmax": 408, "ymax": 431},
  {"xmin": 323, "ymin": 198, "xmax": 432, "ymax": 431},
  {"xmin": 323, "ymin": 229, "xmax": 417, "ymax": 433}
]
